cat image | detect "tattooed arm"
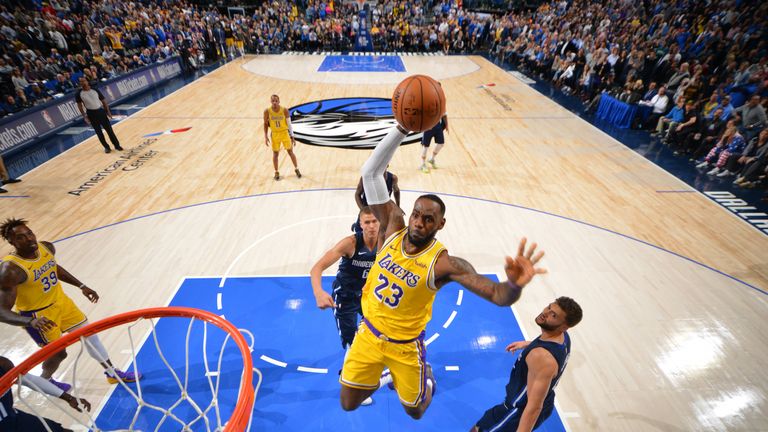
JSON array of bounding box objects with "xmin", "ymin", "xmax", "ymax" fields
[{"xmin": 433, "ymin": 238, "xmax": 547, "ymax": 306}]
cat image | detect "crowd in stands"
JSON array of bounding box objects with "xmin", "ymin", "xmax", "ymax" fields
[
  {"xmin": 486, "ymin": 0, "xmax": 767, "ymax": 191},
  {"xmin": 1, "ymin": 0, "xmax": 766, "ymax": 195},
  {"xmin": 0, "ymin": 0, "xmax": 196, "ymax": 118}
]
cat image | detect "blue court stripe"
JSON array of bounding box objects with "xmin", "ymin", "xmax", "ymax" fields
[
  {"xmin": 0, "ymin": 195, "xmax": 30, "ymax": 198},
  {"xmin": 49, "ymin": 187, "xmax": 767, "ymax": 297}
]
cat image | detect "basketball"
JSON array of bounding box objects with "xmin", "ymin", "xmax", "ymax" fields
[{"xmin": 391, "ymin": 75, "xmax": 446, "ymax": 132}]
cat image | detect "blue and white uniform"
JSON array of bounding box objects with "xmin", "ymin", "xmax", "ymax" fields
[
  {"xmin": 332, "ymin": 231, "xmax": 376, "ymax": 348},
  {"xmin": 475, "ymin": 333, "xmax": 571, "ymax": 431}
]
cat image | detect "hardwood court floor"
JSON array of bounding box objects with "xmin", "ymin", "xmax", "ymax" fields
[{"xmin": 1, "ymin": 55, "xmax": 766, "ymax": 431}]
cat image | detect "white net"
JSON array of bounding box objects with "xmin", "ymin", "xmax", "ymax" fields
[{"xmin": 9, "ymin": 314, "xmax": 261, "ymax": 432}]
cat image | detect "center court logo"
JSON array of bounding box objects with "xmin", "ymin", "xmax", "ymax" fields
[{"xmin": 289, "ymin": 97, "xmax": 422, "ymax": 149}]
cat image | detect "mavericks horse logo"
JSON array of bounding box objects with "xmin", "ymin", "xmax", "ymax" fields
[{"xmin": 289, "ymin": 98, "xmax": 422, "ymax": 149}]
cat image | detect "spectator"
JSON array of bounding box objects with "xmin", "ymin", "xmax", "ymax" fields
[
  {"xmin": 10, "ymin": 68, "xmax": 29, "ymax": 91},
  {"xmin": 639, "ymin": 85, "xmax": 669, "ymax": 130},
  {"xmin": 701, "ymin": 93, "xmax": 720, "ymax": 119},
  {"xmin": 723, "ymin": 129, "xmax": 768, "ymax": 179},
  {"xmin": 733, "ymin": 95, "xmax": 767, "ymax": 144},
  {"xmin": 733, "ymin": 130, "xmax": 768, "ymax": 187},
  {"xmin": 717, "ymin": 95, "xmax": 735, "ymax": 121},
  {"xmin": 687, "ymin": 108, "xmax": 727, "ymax": 161},
  {"xmin": 54, "ymin": 73, "xmax": 74, "ymax": 93},
  {"xmin": 29, "ymin": 83, "xmax": 52, "ymax": 105},
  {"xmin": 667, "ymin": 101, "xmax": 700, "ymax": 149},
  {"xmin": 666, "ymin": 62, "xmax": 690, "ymax": 94},
  {"xmin": 696, "ymin": 121, "xmax": 746, "ymax": 176}
]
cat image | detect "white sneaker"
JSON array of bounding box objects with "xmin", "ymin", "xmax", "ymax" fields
[
  {"xmin": 361, "ymin": 396, "xmax": 374, "ymax": 406},
  {"xmin": 707, "ymin": 167, "xmax": 720, "ymax": 175},
  {"xmin": 716, "ymin": 169, "xmax": 732, "ymax": 177},
  {"xmin": 419, "ymin": 164, "xmax": 430, "ymax": 173},
  {"xmin": 696, "ymin": 161, "xmax": 710, "ymax": 169},
  {"xmin": 428, "ymin": 158, "xmax": 437, "ymax": 169}
]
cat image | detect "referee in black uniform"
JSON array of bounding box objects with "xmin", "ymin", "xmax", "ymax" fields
[{"xmin": 75, "ymin": 78, "xmax": 123, "ymax": 153}]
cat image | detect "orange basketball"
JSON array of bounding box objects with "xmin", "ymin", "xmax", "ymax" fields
[{"xmin": 391, "ymin": 75, "xmax": 446, "ymax": 132}]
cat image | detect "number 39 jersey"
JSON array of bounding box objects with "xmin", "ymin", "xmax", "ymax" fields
[
  {"xmin": 362, "ymin": 227, "xmax": 446, "ymax": 340},
  {"xmin": 3, "ymin": 243, "xmax": 63, "ymax": 312}
]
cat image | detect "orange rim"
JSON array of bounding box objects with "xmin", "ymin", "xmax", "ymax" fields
[{"xmin": 0, "ymin": 307, "xmax": 254, "ymax": 432}]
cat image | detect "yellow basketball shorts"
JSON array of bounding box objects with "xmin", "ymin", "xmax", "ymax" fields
[
  {"xmin": 339, "ymin": 322, "xmax": 429, "ymax": 407},
  {"xmin": 21, "ymin": 295, "xmax": 87, "ymax": 346},
  {"xmin": 271, "ymin": 131, "xmax": 292, "ymax": 152},
  {"xmin": 225, "ymin": 37, "xmax": 234, "ymax": 47}
]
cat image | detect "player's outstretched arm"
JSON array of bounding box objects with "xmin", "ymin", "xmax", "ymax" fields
[
  {"xmin": 309, "ymin": 236, "xmax": 356, "ymax": 309},
  {"xmin": 361, "ymin": 126, "xmax": 408, "ymax": 246},
  {"xmin": 354, "ymin": 178, "xmax": 365, "ymax": 210},
  {"xmin": 435, "ymin": 238, "xmax": 546, "ymax": 306},
  {"xmin": 392, "ymin": 174, "xmax": 401, "ymax": 207}
]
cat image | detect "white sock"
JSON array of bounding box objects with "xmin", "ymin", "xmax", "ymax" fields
[
  {"xmin": 84, "ymin": 334, "xmax": 110, "ymax": 364},
  {"xmin": 421, "ymin": 146, "xmax": 429, "ymax": 160},
  {"xmin": 379, "ymin": 369, "xmax": 393, "ymax": 387},
  {"xmin": 432, "ymin": 144, "xmax": 443, "ymax": 158}
]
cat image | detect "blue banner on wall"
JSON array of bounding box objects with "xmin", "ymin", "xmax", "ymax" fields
[{"xmin": 0, "ymin": 57, "xmax": 182, "ymax": 156}]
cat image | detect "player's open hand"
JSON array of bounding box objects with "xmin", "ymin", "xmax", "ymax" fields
[
  {"xmin": 30, "ymin": 316, "xmax": 56, "ymax": 332},
  {"xmin": 63, "ymin": 393, "xmax": 92, "ymax": 412},
  {"xmin": 264, "ymin": 137, "xmax": 270, "ymax": 147},
  {"xmin": 504, "ymin": 237, "xmax": 546, "ymax": 287},
  {"xmin": 81, "ymin": 286, "xmax": 99, "ymax": 303},
  {"xmin": 505, "ymin": 340, "xmax": 530, "ymax": 353},
  {"xmin": 314, "ymin": 291, "xmax": 336, "ymax": 310}
]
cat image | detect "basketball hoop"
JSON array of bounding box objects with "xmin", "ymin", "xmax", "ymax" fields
[{"xmin": 0, "ymin": 307, "xmax": 257, "ymax": 432}]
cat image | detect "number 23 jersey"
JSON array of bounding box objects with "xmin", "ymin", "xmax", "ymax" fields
[
  {"xmin": 362, "ymin": 227, "xmax": 446, "ymax": 340},
  {"xmin": 3, "ymin": 242, "xmax": 63, "ymax": 311}
]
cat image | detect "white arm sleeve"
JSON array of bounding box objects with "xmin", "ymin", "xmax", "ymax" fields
[
  {"xmin": 361, "ymin": 126, "xmax": 407, "ymax": 205},
  {"xmin": 287, "ymin": 116, "xmax": 294, "ymax": 137},
  {"xmin": 20, "ymin": 374, "xmax": 64, "ymax": 398}
]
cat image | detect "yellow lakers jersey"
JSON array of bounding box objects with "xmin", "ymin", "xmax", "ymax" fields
[
  {"xmin": 362, "ymin": 228, "xmax": 446, "ymax": 340},
  {"xmin": 3, "ymin": 243, "xmax": 63, "ymax": 311},
  {"xmin": 268, "ymin": 107, "xmax": 289, "ymax": 134}
]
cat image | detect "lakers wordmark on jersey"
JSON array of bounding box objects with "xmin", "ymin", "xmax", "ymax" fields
[
  {"xmin": 268, "ymin": 107, "xmax": 289, "ymax": 134},
  {"xmin": 3, "ymin": 243, "xmax": 63, "ymax": 311},
  {"xmin": 362, "ymin": 227, "xmax": 446, "ymax": 340}
]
